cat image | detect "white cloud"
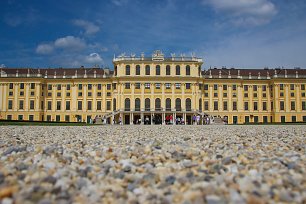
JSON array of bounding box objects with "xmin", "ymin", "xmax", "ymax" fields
[
  {"xmin": 204, "ymin": 0, "xmax": 277, "ymax": 26},
  {"xmin": 85, "ymin": 53, "xmax": 103, "ymax": 64},
  {"xmin": 112, "ymin": 0, "xmax": 128, "ymax": 6},
  {"xmin": 54, "ymin": 36, "xmax": 86, "ymax": 50},
  {"xmin": 73, "ymin": 19, "xmax": 100, "ymax": 35},
  {"xmin": 36, "ymin": 43, "xmax": 54, "ymax": 54}
]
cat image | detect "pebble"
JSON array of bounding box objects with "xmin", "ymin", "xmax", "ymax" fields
[{"xmin": 0, "ymin": 125, "xmax": 305, "ymax": 203}]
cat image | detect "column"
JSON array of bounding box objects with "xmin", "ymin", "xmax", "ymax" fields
[
  {"xmin": 162, "ymin": 113, "xmax": 165, "ymax": 125},
  {"xmin": 2, "ymin": 84, "xmax": 7, "ymax": 112},
  {"xmin": 131, "ymin": 83, "xmax": 135, "ymax": 111},
  {"xmin": 25, "ymin": 83, "xmax": 30, "ymax": 111},
  {"xmin": 141, "ymin": 83, "xmax": 145, "ymax": 110},
  {"xmin": 35, "ymin": 83, "xmax": 41, "ymax": 111},
  {"xmin": 184, "ymin": 113, "xmax": 186, "ymax": 125},
  {"xmin": 209, "ymin": 84, "xmax": 213, "ymax": 112},
  {"xmin": 14, "ymin": 83, "xmax": 18, "ymax": 111},
  {"xmin": 141, "ymin": 113, "xmax": 144, "ymax": 125},
  {"xmin": 285, "ymin": 84, "xmax": 290, "ymax": 112},
  {"xmin": 93, "ymin": 84, "xmax": 97, "ymax": 113},
  {"xmin": 0, "ymin": 84, "xmax": 3, "ymax": 112},
  {"xmin": 181, "ymin": 83, "xmax": 185, "ymax": 111},
  {"xmin": 161, "ymin": 83, "xmax": 165, "ymax": 110},
  {"xmin": 131, "ymin": 113, "xmax": 134, "ymax": 124},
  {"xmin": 171, "ymin": 83, "xmax": 175, "ymax": 111}
]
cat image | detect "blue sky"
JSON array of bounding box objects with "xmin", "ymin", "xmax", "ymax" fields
[{"xmin": 1, "ymin": 0, "xmax": 306, "ymax": 69}]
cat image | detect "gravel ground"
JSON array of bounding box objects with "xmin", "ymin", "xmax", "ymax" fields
[{"xmin": 0, "ymin": 125, "xmax": 305, "ymax": 204}]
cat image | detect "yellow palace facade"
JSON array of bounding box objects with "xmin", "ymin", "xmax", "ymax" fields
[{"xmin": 0, "ymin": 50, "xmax": 306, "ymax": 124}]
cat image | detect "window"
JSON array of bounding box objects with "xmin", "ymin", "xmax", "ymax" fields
[
  {"xmin": 253, "ymin": 93, "xmax": 257, "ymax": 98},
  {"xmin": 125, "ymin": 98, "xmax": 130, "ymax": 111},
  {"xmin": 65, "ymin": 115, "xmax": 70, "ymax": 122},
  {"xmin": 165, "ymin": 83, "xmax": 171, "ymax": 89},
  {"xmin": 204, "ymin": 101, "xmax": 209, "ymax": 110},
  {"xmin": 19, "ymin": 100, "xmax": 24, "ymax": 109},
  {"xmin": 291, "ymin": 101, "xmax": 295, "ymax": 110},
  {"xmin": 57, "ymin": 84, "xmax": 61, "ymax": 90},
  {"xmin": 8, "ymin": 100, "xmax": 13, "ymax": 109},
  {"xmin": 29, "ymin": 115, "xmax": 34, "ymax": 121},
  {"xmin": 263, "ymin": 93, "xmax": 266, "ymax": 98},
  {"xmin": 97, "ymin": 92, "xmax": 102, "ymax": 97},
  {"xmin": 78, "ymin": 92, "xmax": 82, "ymax": 97},
  {"xmin": 214, "ymin": 93, "xmax": 218, "ymax": 97},
  {"xmin": 9, "ymin": 83, "xmax": 13, "ymax": 89},
  {"xmin": 98, "ymin": 84, "xmax": 102, "ymax": 90},
  {"xmin": 56, "ymin": 115, "xmax": 60, "ymax": 122},
  {"xmin": 166, "ymin": 65, "xmax": 171, "ymax": 75},
  {"xmin": 47, "ymin": 115, "xmax": 51, "ymax": 121},
  {"xmin": 97, "ymin": 101, "xmax": 102, "ymax": 110},
  {"xmin": 48, "ymin": 84, "xmax": 52, "ymax": 90},
  {"xmin": 262, "ymin": 85, "xmax": 266, "ymax": 91},
  {"xmin": 290, "ymin": 84, "xmax": 294, "ymax": 90},
  {"xmin": 254, "ymin": 102, "xmax": 258, "ymax": 111},
  {"xmin": 244, "ymin": 93, "xmax": 248, "ymax": 98},
  {"xmin": 244, "ymin": 102, "xmax": 249, "ymax": 111},
  {"xmin": 126, "ymin": 65, "xmax": 130, "ymax": 75},
  {"xmin": 30, "ymin": 100, "xmax": 34, "ymax": 110},
  {"xmin": 78, "ymin": 84, "xmax": 82, "ymax": 90},
  {"xmin": 166, "ymin": 98, "xmax": 171, "ymax": 111},
  {"xmin": 88, "ymin": 92, "xmax": 92, "ymax": 97},
  {"xmin": 244, "ymin": 85, "xmax": 248, "ymax": 91},
  {"xmin": 48, "ymin": 92, "xmax": 52, "ymax": 97},
  {"xmin": 233, "ymin": 93, "xmax": 237, "ymax": 98},
  {"xmin": 214, "ymin": 101, "xmax": 218, "ymax": 110},
  {"xmin": 245, "ymin": 116, "xmax": 249, "ymax": 123},
  {"xmin": 9, "ymin": 92, "xmax": 13, "ymax": 96},
  {"xmin": 145, "ymin": 65, "xmax": 150, "ymax": 75},
  {"xmin": 254, "ymin": 116, "xmax": 258, "ymax": 123},
  {"xmin": 291, "ymin": 92, "xmax": 294, "ymax": 97},
  {"xmin": 20, "ymin": 91, "xmax": 24, "ymax": 96},
  {"xmin": 41, "ymin": 101, "xmax": 44, "ymax": 110},
  {"xmin": 88, "ymin": 101, "xmax": 92, "ymax": 110},
  {"xmin": 263, "ymin": 102, "xmax": 267, "ymax": 111},
  {"xmin": 280, "ymin": 84, "xmax": 284, "ymax": 90},
  {"xmin": 302, "ymin": 84, "xmax": 305, "ymax": 90},
  {"xmin": 155, "ymin": 98, "xmax": 161, "ymax": 110},
  {"xmin": 144, "ymin": 83, "xmax": 150, "ymax": 89},
  {"xmin": 204, "ymin": 84, "xmax": 208, "ymax": 90},
  {"xmin": 214, "ymin": 84, "xmax": 218, "ymax": 90},
  {"xmin": 66, "ymin": 101, "xmax": 70, "ymax": 110},
  {"xmin": 233, "ymin": 101, "xmax": 237, "ymax": 111},
  {"xmin": 175, "ymin": 98, "xmax": 181, "ymax": 111},
  {"xmin": 107, "ymin": 92, "xmax": 111, "ymax": 97},
  {"xmin": 47, "ymin": 101, "xmax": 52, "ymax": 110},
  {"xmin": 20, "ymin": 83, "xmax": 24, "ymax": 89},
  {"xmin": 302, "ymin": 93, "xmax": 305, "ymax": 97},
  {"xmin": 145, "ymin": 98, "xmax": 150, "ymax": 111},
  {"xmin": 18, "ymin": 115, "xmax": 23, "ymax": 121},
  {"xmin": 125, "ymin": 83, "xmax": 130, "ymax": 89},
  {"xmin": 280, "ymin": 101, "xmax": 285, "ymax": 110},
  {"xmin": 176, "ymin": 65, "xmax": 180, "ymax": 75},
  {"xmin": 56, "ymin": 101, "xmax": 61, "ymax": 110},
  {"xmin": 135, "ymin": 98, "xmax": 140, "ymax": 111},
  {"xmin": 223, "ymin": 101, "xmax": 228, "ymax": 111},
  {"xmin": 136, "ymin": 65, "xmax": 140, "ymax": 75},
  {"xmin": 186, "ymin": 98, "xmax": 191, "ymax": 111},
  {"xmin": 292, "ymin": 116, "xmax": 296, "ymax": 122},
  {"xmin": 232, "ymin": 85, "xmax": 237, "ymax": 91},
  {"xmin": 67, "ymin": 84, "xmax": 71, "ymax": 90},
  {"xmin": 186, "ymin": 65, "xmax": 190, "ymax": 76},
  {"xmin": 107, "ymin": 84, "xmax": 111, "ymax": 90},
  {"xmin": 280, "ymin": 92, "xmax": 284, "ymax": 97},
  {"xmin": 223, "ymin": 93, "xmax": 227, "ymax": 98},
  {"xmin": 302, "ymin": 101, "xmax": 306, "ymax": 110},
  {"xmin": 253, "ymin": 85, "xmax": 257, "ymax": 91},
  {"xmin": 57, "ymin": 92, "xmax": 61, "ymax": 97},
  {"xmin": 223, "ymin": 85, "xmax": 227, "ymax": 90},
  {"xmin": 30, "ymin": 91, "xmax": 34, "ymax": 96},
  {"xmin": 135, "ymin": 83, "xmax": 140, "ymax": 89},
  {"xmin": 78, "ymin": 101, "xmax": 82, "ymax": 110},
  {"xmin": 156, "ymin": 65, "xmax": 160, "ymax": 75},
  {"xmin": 155, "ymin": 83, "xmax": 161, "ymax": 89},
  {"xmin": 271, "ymin": 102, "xmax": 274, "ymax": 111},
  {"xmin": 30, "ymin": 83, "xmax": 35, "ymax": 89},
  {"xmin": 186, "ymin": 83, "xmax": 191, "ymax": 89},
  {"xmin": 112, "ymin": 83, "xmax": 117, "ymax": 90},
  {"xmin": 88, "ymin": 84, "xmax": 92, "ymax": 90},
  {"xmin": 7, "ymin": 115, "xmax": 12, "ymax": 120},
  {"xmin": 175, "ymin": 83, "xmax": 181, "ymax": 89}
]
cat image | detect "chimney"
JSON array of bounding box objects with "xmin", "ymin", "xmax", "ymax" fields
[
  {"xmin": 284, "ymin": 69, "xmax": 287, "ymax": 78},
  {"xmin": 267, "ymin": 71, "xmax": 270, "ymax": 79},
  {"xmin": 16, "ymin": 70, "xmax": 19, "ymax": 77},
  {"xmin": 274, "ymin": 69, "xmax": 278, "ymax": 78},
  {"xmin": 45, "ymin": 70, "xmax": 48, "ymax": 78},
  {"xmin": 63, "ymin": 71, "xmax": 66, "ymax": 78},
  {"xmin": 84, "ymin": 69, "xmax": 87, "ymax": 78},
  {"xmin": 249, "ymin": 72, "xmax": 252, "ymax": 79},
  {"xmin": 27, "ymin": 69, "xmax": 30, "ymax": 77},
  {"xmin": 296, "ymin": 71, "xmax": 299, "ymax": 78},
  {"xmin": 209, "ymin": 69, "xmax": 212, "ymax": 78},
  {"xmin": 104, "ymin": 68, "xmax": 110, "ymax": 75},
  {"xmin": 228, "ymin": 70, "xmax": 231, "ymax": 78},
  {"xmin": 238, "ymin": 70, "xmax": 240, "ymax": 78},
  {"xmin": 218, "ymin": 70, "xmax": 222, "ymax": 78},
  {"xmin": 258, "ymin": 72, "xmax": 261, "ymax": 79},
  {"xmin": 94, "ymin": 70, "xmax": 97, "ymax": 78},
  {"xmin": 54, "ymin": 70, "xmax": 57, "ymax": 78}
]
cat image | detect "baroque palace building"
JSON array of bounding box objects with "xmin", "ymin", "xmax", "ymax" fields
[{"xmin": 0, "ymin": 50, "xmax": 306, "ymax": 124}]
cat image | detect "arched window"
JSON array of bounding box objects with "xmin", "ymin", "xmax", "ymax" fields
[
  {"xmin": 136, "ymin": 65, "xmax": 140, "ymax": 75},
  {"xmin": 135, "ymin": 98, "xmax": 140, "ymax": 111},
  {"xmin": 176, "ymin": 65, "xmax": 180, "ymax": 75},
  {"xmin": 125, "ymin": 98, "xmax": 130, "ymax": 111},
  {"xmin": 145, "ymin": 65, "xmax": 150, "ymax": 75},
  {"xmin": 186, "ymin": 65, "xmax": 190, "ymax": 76},
  {"xmin": 113, "ymin": 98, "xmax": 117, "ymax": 111},
  {"xmin": 186, "ymin": 98, "xmax": 191, "ymax": 111},
  {"xmin": 166, "ymin": 65, "xmax": 171, "ymax": 75},
  {"xmin": 145, "ymin": 98, "xmax": 150, "ymax": 111},
  {"xmin": 126, "ymin": 65, "xmax": 130, "ymax": 75},
  {"xmin": 199, "ymin": 98, "xmax": 202, "ymax": 111},
  {"xmin": 155, "ymin": 98, "xmax": 161, "ymax": 110},
  {"xmin": 166, "ymin": 98, "xmax": 171, "ymax": 111},
  {"xmin": 156, "ymin": 65, "xmax": 160, "ymax": 75},
  {"xmin": 175, "ymin": 98, "xmax": 181, "ymax": 111}
]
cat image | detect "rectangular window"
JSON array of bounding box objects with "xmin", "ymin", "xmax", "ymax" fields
[
  {"xmin": 78, "ymin": 92, "xmax": 82, "ymax": 97},
  {"xmin": 47, "ymin": 115, "xmax": 51, "ymax": 121},
  {"xmin": 204, "ymin": 101, "xmax": 209, "ymax": 110},
  {"xmin": 56, "ymin": 101, "xmax": 61, "ymax": 110},
  {"xmin": 20, "ymin": 83, "xmax": 24, "ymax": 89},
  {"xmin": 20, "ymin": 91, "xmax": 24, "ymax": 96},
  {"xmin": 186, "ymin": 83, "xmax": 191, "ymax": 89},
  {"xmin": 125, "ymin": 83, "xmax": 130, "ymax": 89},
  {"xmin": 233, "ymin": 93, "xmax": 237, "ymax": 98},
  {"xmin": 66, "ymin": 92, "xmax": 70, "ymax": 97},
  {"xmin": 135, "ymin": 83, "xmax": 140, "ymax": 89},
  {"xmin": 9, "ymin": 91, "xmax": 13, "ymax": 96},
  {"xmin": 223, "ymin": 101, "xmax": 228, "ymax": 111},
  {"xmin": 78, "ymin": 101, "xmax": 82, "ymax": 110},
  {"xmin": 253, "ymin": 85, "xmax": 257, "ymax": 91},
  {"xmin": 253, "ymin": 93, "xmax": 257, "ymax": 98},
  {"xmin": 223, "ymin": 92, "xmax": 227, "ymax": 98},
  {"xmin": 88, "ymin": 92, "xmax": 92, "ymax": 97},
  {"xmin": 57, "ymin": 92, "xmax": 61, "ymax": 97},
  {"xmin": 30, "ymin": 91, "xmax": 35, "ymax": 96},
  {"xmin": 48, "ymin": 84, "xmax": 52, "ymax": 90},
  {"xmin": 87, "ymin": 84, "xmax": 92, "ymax": 90},
  {"xmin": 30, "ymin": 100, "xmax": 34, "ymax": 110},
  {"xmin": 214, "ymin": 92, "xmax": 218, "ymax": 97},
  {"xmin": 290, "ymin": 84, "xmax": 294, "ymax": 90},
  {"xmin": 41, "ymin": 101, "xmax": 44, "ymax": 110},
  {"xmin": 302, "ymin": 93, "xmax": 305, "ymax": 97},
  {"xmin": 98, "ymin": 84, "xmax": 102, "ymax": 90},
  {"xmin": 145, "ymin": 83, "xmax": 150, "ymax": 89},
  {"xmin": 254, "ymin": 102, "xmax": 258, "ymax": 111},
  {"xmin": 271, "ymin": 102, "xmax": 273, "ymax": 111},
  {"xmin": 7, "ymin": 115, "xmax": 12, "ymax": 120},
  {"xmin": 204, "ymin": 84, "xmax": 208, "ymax": 90},
  {"xmin": 9, "ymin": 83, "xmax": 13, "ymax": 89},
  {"xmin": 232, "ymin": 84, "xmax": 237, "ymax": 91},
  {"xmin": 245, "ymin": 116, "xmax": 249, "ymax": 123},
  {"xmin": 233, "ymin": 101, "xmax": 237, "ymax": 111},
  {"xmin": 107, "ymin": 84, "xmax": 111, "ymax": 90},
  {"xmin": 301, "ymin": 84, "xmax": 305, "ymax": 90},
  {"xmin": 47, "ymin": 101, "xmax": 52, "ymax": 110},
  {"xmin": 106, "ymin": 101, "xmax": 111, "ymax": 110},
  {"xmin": 112, "ymin": 83, "xmax": 117, "ymax": 90},
  {"xmin": 19, "ymin": 100, "xmax": 24, "ymax": 109},
  {"xmin": 302, "ymin": 101, "xmax": 306, "ymax": 110},
  {"xmin": 254, "ymin": 116, "xmax": 258, "ymax": 123},
  {"xmin": 29, "ymin": 115, "xmax": 34, "ymax": 121},
  {"xmin": 223, "ymin": 85, "xmax": 227, "ymax": 90},
  {"xmin": 57, "ymin": 84, "xmax": 61, "ymax": 90},
  {"xmin": 244, "ymin": 85, "xmax": 248, "ymax": 91},
  {"xmin": 244, "ymin": 102, "xmax": 249, "ymax": 111},
  {"xmin": 291, "ymin": 101, "xmax": 295, "ymax": 110},
  {"xmin": 145, "ymin": 65, "xmax": 150, "ymax": 75},
  {"xmin": 280, "ymin": 84, "xmax": 284, "ymax": 90},
  {"xmin": 48, "ymin": 92, "xmax": 52, "ymax": 97},
  {"xmin": 65, "ymin": 115, "xmax": 70, "ymax": 122},
  {"xmin": 18, "ymin": 115, "xmax": 23, "ymax": 121},
  {"xmin": 280, "ymin": 92, "xmax": 284, "ymax": 97},
  {"xmin": 280, "ymin": 101, "xmax": 285, "ymax": 110},
  {"xmin": 66, "ymin": 101, "xmax": 70, "ymax": 110},
  {"xmin": 107, "ymin": 92, "xmax": 111, "ymax": 97},
  {"xmin": 262, "ymin": 93, "xmax": 266, "ymax": 98},
  {"xmin": 155, "ymin": 83, "xmax": 161, "ymax": 89},
  {"xmin": 78, "ymin": 84, "xmax": 82, "ymax": 90},
  {"xmin": 175, "ymin": 83, "xmax": 181, "ymax": 89},
  {"xmin": 166, "ymin": 66, "xmax": 171, "ymax": 75},
  {"xmin": 156, "ymin": 66, "xmax": 160, "ymax": 75},
  {"xmin": 262, "ymin": 85, "xmax": 266, "ymax": 91},
  {"xmin": 56, "ymin": 115, "xmax": 60, "ymax": 122},
  {"xmin": 87, "ymin": 101, "xmax": 92, "ymax": 110},
  {"xmin": 214, "ymin": 84, "xmax": 218, "ymax": 90},
  {"xmin": 8, "ymin": 100, "xmax": 13, "ymax": 109},
  {"xmin": 97, "ymin": 101, "xmax": 102, "ymax": 110},
  {"xmin": 165, "ymin": 83, "xmax": 171, "ymax": 89},
  {"xmin": 244, "ymin": 93, "xmax": 248, "ymax": 98},
  {"xmin": 263, "ymin": 102, "xmax": 267, "ymax": 111},
  {"xmin": 30, "ymin": 83, "xmax": 35, "ymax": 89},
  {"xmin": 67, "ymin": 84, "xmax": 71, "ymax": 90},
  {"xmin": 263, "ymin": 116, "xmax": 268, "ymax": 123},
  {"xmin": 97, "ymin": 92, "xmax": 102, "ymax": 97},
  {"xmin": 292, "ymin": 116, "xmax": 296, "ymax": 122},
  {"xmin": 291, "ymin": 92, "xmax": 294, "ymax": 97},
  {"xmin": 214, "ymin": 101, "xmax": 218, "ymax": 111}
]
